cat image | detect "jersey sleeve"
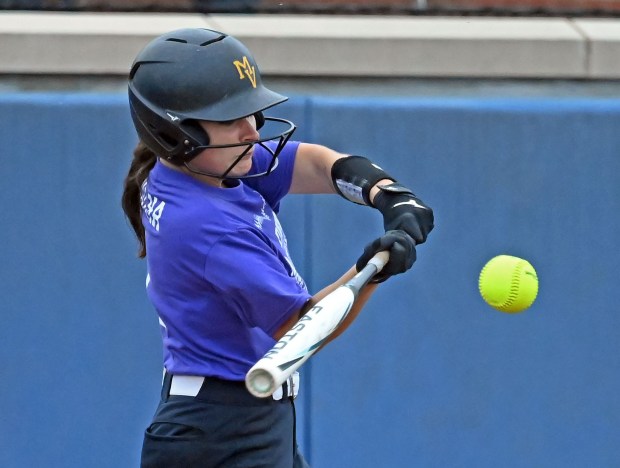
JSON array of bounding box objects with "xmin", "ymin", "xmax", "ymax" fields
[
  {"xmin": 204, "ymin": 228, "xmax": 311, "ymax": 334},
  {"xmin": 245, "ymin": 140, "xmax": 300, "ymax": 212}
]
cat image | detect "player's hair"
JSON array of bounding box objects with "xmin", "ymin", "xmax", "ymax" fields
[{"xmin": 122, "ymin": 141, "xmax": 157, "ymax": 258}]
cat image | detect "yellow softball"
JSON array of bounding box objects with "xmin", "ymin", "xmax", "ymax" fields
[{"xmin": 478, "ymin": 255, "xmax": 538, "ymax": 313}]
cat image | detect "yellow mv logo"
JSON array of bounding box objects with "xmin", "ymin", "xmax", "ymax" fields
[{"xmin": 233, "ymin": 56, "xmax": 257, "ymax": 88}]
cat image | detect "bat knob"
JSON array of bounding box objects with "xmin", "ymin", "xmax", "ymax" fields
[{"xmin": 246, "ymin": 368, "xmax": 276, "ymax": 398}]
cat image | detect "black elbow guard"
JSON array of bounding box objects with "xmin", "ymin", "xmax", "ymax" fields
[{"xmin": 331, "ymin": 156, "xmax": 394, "ymax": 205}]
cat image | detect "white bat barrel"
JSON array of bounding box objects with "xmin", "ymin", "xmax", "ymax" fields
[{"xmin": 246, "ymin": 287, "xmax": 356, "ymax": 397}]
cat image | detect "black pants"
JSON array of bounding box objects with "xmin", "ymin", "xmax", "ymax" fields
[{"xmin": 141, "ymin": 373, "xmax": 309, "ymax": 468}]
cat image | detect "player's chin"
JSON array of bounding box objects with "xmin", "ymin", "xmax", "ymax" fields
[
  {"xmin": 231, "ymin": 157, "xmax": 253, "ymax": 176},
  {"xmin": 235, "ymin": 154, "xmax": 252, "ymax": 171}
]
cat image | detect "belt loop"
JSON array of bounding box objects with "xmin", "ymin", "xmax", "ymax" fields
[
  {"xmin": 281, "ymin": 379, "xmax": 288, "ymax": 401},
  {"xmin": 161, "ymin": 371, "xmax": 172, "ymax": 402},
  {"xmin": 289, "ymin": 374, "xmax": 295, "ymax": 400}
]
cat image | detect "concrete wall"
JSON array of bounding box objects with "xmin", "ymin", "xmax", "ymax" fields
[{"xmin": 0, "ymin": 12, "xmax": 619, "ymax": 79}]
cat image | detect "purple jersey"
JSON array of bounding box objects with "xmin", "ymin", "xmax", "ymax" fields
[{"xmin": 141, "ymin": 141, "xmax": 311, "ymax": 380}]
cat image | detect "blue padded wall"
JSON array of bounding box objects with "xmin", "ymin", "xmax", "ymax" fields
[
  {"xmin": 0, "ymin": 94, "xmax": 158, "ymax": 467},
  {"xmin": 299, "ymin": 97, "xmax": 620, "ymax": 468},
  {"xmin": 1, "ymin": 92, "xmax": 619, "ymax": 467}
]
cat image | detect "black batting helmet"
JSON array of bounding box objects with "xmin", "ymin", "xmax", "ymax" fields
[{"xmin": 128, "ymin": 28, "xmax": 292, "ymax": 165}]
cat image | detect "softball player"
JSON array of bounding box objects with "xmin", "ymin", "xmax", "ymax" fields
[{"xmin": 122, "ymin": 28, "xmax": 433, "ymax": 468}]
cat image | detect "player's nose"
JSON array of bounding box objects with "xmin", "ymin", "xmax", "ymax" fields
[{"xmin": 241, "ymin": 116, "xmax": 260, "ymax": 141}]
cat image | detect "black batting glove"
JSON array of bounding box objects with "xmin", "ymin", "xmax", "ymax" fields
[
  {"xmin": 372, "ymin": 183, "xmax": 434, "ymax": 245},
  {"xmin": 356, "ymin": 230, "xmax": 417, "ymax": 283}
]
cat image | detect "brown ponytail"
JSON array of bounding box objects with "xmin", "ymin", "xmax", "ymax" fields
[{"xmin": 122, "ymin": 141, "xmax": 157, "ymax": 258}]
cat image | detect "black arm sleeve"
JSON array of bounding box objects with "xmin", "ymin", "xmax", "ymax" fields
[{"xmin": 330, "ymin": 156, "xmax": 395, "ymax": 205}]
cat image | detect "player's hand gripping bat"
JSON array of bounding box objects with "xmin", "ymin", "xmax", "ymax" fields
[{"xmin": 245, "ymin": 251, "xmax": 390, "ymax": 398}]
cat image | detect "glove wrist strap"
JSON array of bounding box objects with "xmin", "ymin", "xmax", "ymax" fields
[{"xmin": 373, "ymin": 183, "xmax": 416, "ymax": 211}]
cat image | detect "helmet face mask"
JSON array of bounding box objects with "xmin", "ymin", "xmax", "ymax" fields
[
  {"xmin": 128, "ymin": 28, "xmax": 295, "ymax": 177},
  {"xmin": 182, "ymin": 117, "xmax": 296, "ymax": 180}
]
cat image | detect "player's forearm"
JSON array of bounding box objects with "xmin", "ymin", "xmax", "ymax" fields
[
  {"xmin": 322, "ymin": 280, "xmax": 378, "ymax": 345},
  {"xmin": 304, "ymin": 265, "xmax": 357, "ymax": 311},
  {"xmin": 272, "ymin": 266, "xmax": 357, "ymax": 340},
  {"xmin": 301, "ymin": 265, "xmax": 378, "ymax": 348},
  {"xmin": 289, "ymin": 146, "xmax": 398, "ymax": 202}
]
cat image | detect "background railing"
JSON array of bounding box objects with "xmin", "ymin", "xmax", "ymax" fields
[{"xmin": 1, "ymin": 0, "xmax": 620, "ymax": 16}]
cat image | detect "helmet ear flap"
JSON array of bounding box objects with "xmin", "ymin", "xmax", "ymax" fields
[
  {"xmin": 166, "ymin": 119, "xmax": 209, "ymax": 164},
  {"xmin": 129, "ymin": 89, "xmax": 211, "ymax": 164},
  {"xmin": 254, "ymin": 111, "xmax": 265, "ymax": 130},
  {"xmin": 129, "ymin": 92, "xmax": 188, "ymax": 162},
  {"xmin": 182, "ymin": 120, "xmax": 210, "ymax": 147}
]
